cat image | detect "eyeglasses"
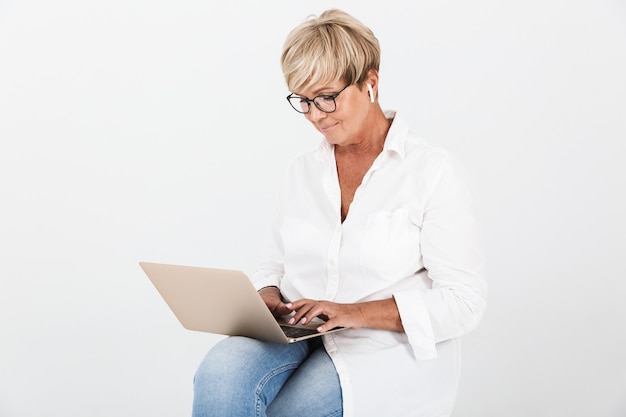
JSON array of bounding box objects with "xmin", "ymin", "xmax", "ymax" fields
[{"xmin": 286, "ymin": 84, "xmax": 350, "ymax": 114}]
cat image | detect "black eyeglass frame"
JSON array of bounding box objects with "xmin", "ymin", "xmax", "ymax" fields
[{"xmin": 286, "ymin": 84, "xmax": 351, "ymax": 114}]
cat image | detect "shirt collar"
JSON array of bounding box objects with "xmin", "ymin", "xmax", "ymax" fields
[{"xmin": 381, "ymin": 110, "xmax": 408, "ymax": 160}]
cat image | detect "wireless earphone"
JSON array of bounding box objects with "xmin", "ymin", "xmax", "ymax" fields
[{"xmin": 367, "ymin": 83, "xmax": 375, "ymax": 103}]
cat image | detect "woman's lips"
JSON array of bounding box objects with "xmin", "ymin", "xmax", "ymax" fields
[{"xmin": 319, "ymin": 122, "xmax": 337, "ymax": 133}]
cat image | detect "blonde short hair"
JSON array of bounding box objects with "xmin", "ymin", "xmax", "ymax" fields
[{"xmin": 281, "ymin": 9, "xmax": 380, "ymax": 93}]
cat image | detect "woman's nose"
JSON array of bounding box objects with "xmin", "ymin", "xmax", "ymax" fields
[{"xmin": 305, "ymin": 104, "xmax": 327, "ymax": 122}]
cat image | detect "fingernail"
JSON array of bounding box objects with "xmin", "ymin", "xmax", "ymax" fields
[
  {"xmin": 285, "ymin": 303, "xmax": 292, "ymax": 308},
  {"xmin": 300, "ymin": 317, "xmax": 307, "ymax": 324}
]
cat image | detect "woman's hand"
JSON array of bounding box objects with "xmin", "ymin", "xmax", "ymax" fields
[
  {"xmin": 287, "ymin": 299, "xmax": 366, "ymax": 332},
  {"xmin": 258, "ymin": 287, "xmax": 293, "ymax": 318},
  {"xmin": 287, "ymin": 298, "xmax": 404, "ymax": 333}
]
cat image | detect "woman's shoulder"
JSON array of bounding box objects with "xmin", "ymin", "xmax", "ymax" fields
[
  {"xmin": 401, "ymin": 129, "xmax": 452, "ymax": 170},
  {"xmin": 390, "ymin": 115, "xmax": 466, "ymax": 179},
  {"xmin": 386, "ymin": 111, "xmax": 450, "ymax": 161}
]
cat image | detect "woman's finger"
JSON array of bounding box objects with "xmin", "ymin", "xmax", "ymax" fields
[{"xmin": 288, "ymin": 300, "xmax": 320, "ymax": 324}]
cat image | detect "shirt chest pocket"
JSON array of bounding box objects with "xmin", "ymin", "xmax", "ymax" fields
[{"xmin": 359, "ymin": 207, "xmax": 422, "ymax": 279}]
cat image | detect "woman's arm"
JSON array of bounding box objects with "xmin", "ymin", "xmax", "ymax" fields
[{"xmin": 287, "ymin": 297, "xmax": 404, "ymax": 333}]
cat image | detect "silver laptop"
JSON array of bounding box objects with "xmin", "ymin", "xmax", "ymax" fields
[{"xmin": 139, "ymin": 261, "xmax": 344, "ymax": 343}]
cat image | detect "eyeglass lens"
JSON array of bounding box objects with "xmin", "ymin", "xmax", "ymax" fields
[{"xmin": 289, "ymin": 95, "xmax": 336, "ymax": 113}]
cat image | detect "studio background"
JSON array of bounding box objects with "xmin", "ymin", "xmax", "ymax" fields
[{"xmin": 1, "ymin": 0, "xmax": 625, "ymax": 416}]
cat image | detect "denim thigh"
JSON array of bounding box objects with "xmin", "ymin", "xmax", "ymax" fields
[
  {"xmin": 266, "ymin": 340, "xmax": 343, "ymax": 417},
  {"xmin": 192, "ymin": 336, "xmax": 311, "ymax": 417}
]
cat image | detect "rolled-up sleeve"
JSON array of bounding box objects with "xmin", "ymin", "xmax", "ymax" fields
[
  {"xmin": 395, "ymin": 153, "xmax": 487, "ymax": 359},
  {"xmin": 252, "ymin": 187, "xmax": 286, "ymax": 291}
]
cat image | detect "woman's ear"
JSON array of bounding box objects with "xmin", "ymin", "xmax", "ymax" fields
[
  {"xmin": 367, "ymin": 83, "xmax": 375, "ymax": 103},
  {"xmin": 365, "ymin": 69, "xmax": 379, "ymax": 103}
]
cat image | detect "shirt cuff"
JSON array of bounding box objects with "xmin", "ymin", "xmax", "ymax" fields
[
  {"xmin": 393, "ymin": 289, "xmax": 438, "ymax": 360},
  {"xmin": 252, "ymin": 274, "xmax": 282, "ymax": 292}
]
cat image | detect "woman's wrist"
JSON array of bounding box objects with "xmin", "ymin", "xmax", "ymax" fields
[{"xmin": 358, "ymin": 297, "xmax": 404, "ymax": 332}]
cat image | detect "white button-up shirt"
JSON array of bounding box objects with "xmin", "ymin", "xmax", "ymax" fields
[{"xmin": 253, "ymin": 111, "xmax": 487, "ymax": 417}]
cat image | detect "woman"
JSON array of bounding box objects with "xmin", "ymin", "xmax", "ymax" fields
[{"xmin": 193, "ymin": 9, "xmax": 487, "ymax": 417}]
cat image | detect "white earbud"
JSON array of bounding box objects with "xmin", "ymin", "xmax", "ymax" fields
[{"xmin": 367, "ymin": 83, "xmax": 375, "ymax": 103}]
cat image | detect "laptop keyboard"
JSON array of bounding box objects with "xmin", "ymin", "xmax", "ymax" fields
[{"xmin": 279, "ymin": 325, "xmax": 320, "ymax": 339}]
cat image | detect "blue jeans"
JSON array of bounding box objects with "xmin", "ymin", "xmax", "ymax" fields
[{"xmin": 192, "ymin": 336, "xmax": 343, "ymax": 417}]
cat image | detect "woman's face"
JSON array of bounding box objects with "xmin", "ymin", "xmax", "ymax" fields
[{"xmin": 297, "ymin": 80, "xmax": 372, "ymax": 147}]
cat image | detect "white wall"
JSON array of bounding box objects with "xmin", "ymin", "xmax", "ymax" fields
[{"xmin": 1, "ymin": 0, "xmax": 625, "ymax": 416}]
